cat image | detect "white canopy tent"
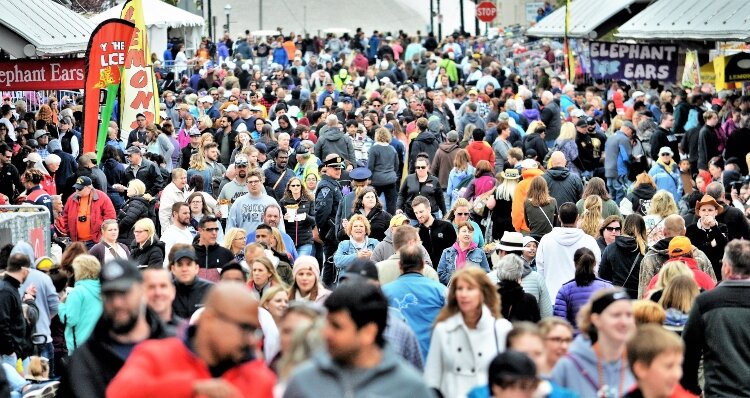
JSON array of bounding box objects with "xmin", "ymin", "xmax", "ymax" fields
[
  {"xmin": 92, "ymin": 0, "xmax": 205, "ymax": 61},
  {"xmin": 527, "ymin": 0, "xmax": 645, "ymax": 39}
]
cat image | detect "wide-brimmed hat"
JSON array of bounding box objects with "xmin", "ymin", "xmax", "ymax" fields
[
  {"xmin": 695, "ymin": 195, "xmax": 723, "ymax": 215},
  {"xmin": 495, "ymin": 231, "xmax": 526, "ymax": 253}
]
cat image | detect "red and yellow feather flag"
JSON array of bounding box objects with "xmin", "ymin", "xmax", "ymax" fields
[
  {"xmin": 82, "ymin": 19, "xmax": 136, "ymax": 157},
  {"xmin": 120, "ymin": 0, "xmax": 160, "ymax": 133}
]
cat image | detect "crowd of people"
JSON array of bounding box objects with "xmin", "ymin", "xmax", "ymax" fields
[{"xmin": 1, "ymin": 21, "xmax": 750, "ymax": 398}]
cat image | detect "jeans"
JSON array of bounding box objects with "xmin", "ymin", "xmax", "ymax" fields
[
  {"xmin": 607, "ymin": 175, "xmax": 629, "ymax": 205},
  {"xmin": 39, "ymin": 342, "xmax": 54, "ymax": 378},
  {"xmin": 3, "ymin": 363, "xmax": 29, "ymax": 397},
  {"xmin": 373, "ymin": 184, "xmax": 398, "ymax": 215},
  {"xmin": 296, "ymin": 243, "xmax": 314, "ymax": 257}
]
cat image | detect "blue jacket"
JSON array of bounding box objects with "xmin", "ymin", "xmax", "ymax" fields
[
  {"xmin": 58, "ymin": 279, "xmax": 103, "ymax": 353},
  {"xmin": 382, "ymin": 273, "xmax": 446, "ymax": 360},
  {"xmin": 437, "ymin": 245, "xmax": 490, "ymax": 285},
  {"xmin": 333, "ymin": 238, "xmax": 380, "ymax": 276},
  {"xmin": 14, "ymin": 242, "xmax": 59, "ymax": 342},
  {"xmin": 272, "ymin": 46, "xmax": 288, "ymax": 66},
  {"xmin": 560, "ymin": 95, "xmax": 577, "ymax": 117},
  {"xmin": 649, "ymin": 161, "xmax": 682, "ymax": 202},
  {"xmin": 603, "ymin": 130, "xmax": 632, "ymax": 178},
  {"xmin": 553, "ymin": 278, "xmax": 613, "ymax": 331}
]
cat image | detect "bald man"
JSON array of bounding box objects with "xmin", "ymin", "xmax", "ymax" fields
[
  {"xmin": 637, "ymin": 214, "xmax": 716, "ymax": 297},
  {"xmin": 543, "ymin": 151, "xmax": 583, "ymax": 206},
  {"xmin": 107, "ymin": 282, "xmax": 276, "ymax": 398}
]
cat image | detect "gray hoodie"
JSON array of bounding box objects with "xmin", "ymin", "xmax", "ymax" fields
[
  {"xmin": 551, "ymin": 335, "xmax": 635, "ymax": 397},
  {"xmin": 313, "ymin": 126, "xmax": 356, "ymax": 166},
  {"xmin": 13, "ymin": 241, "xmax": 59, "ymax": 342}
]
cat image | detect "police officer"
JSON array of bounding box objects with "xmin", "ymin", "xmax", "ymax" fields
[
  {"xmin": 336, "ymin": 167, "xmax": 372, "ymax": 241},
  {"xmin": 315, "ymin": 154, "xmax": 345, "ymax": 287}
]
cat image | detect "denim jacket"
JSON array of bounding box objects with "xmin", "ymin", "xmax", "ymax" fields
[
  {"xmin": 437, "ymin": 246, "xmax": 490, "ymax": 285},
  {"xmin": 333, "ymin": 238, "xmax": 380, "ymax": 277}
]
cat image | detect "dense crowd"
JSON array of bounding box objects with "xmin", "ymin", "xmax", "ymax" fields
[{"xmin": 1, "ymin": 24, "xmax": 750, "ymax": 398}]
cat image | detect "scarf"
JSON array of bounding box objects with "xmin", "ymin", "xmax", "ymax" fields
[
  {"xmin": 453, "ymin": 241, "xmax": 478, "ymax": 270},
  {"xmin": 656, "ymin": 158, "xmax": 676, "ymax": 171}
]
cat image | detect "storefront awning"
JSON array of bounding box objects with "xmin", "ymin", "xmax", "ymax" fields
[
  {"xmin": 0, "ymin": 0, "xmax": 93, "ymax": 57},
  {"xmin": 617, "ymin": 0, "xmax": 750, "ymax": 41},
  {"xmin": 527, "ymin": 0, "xmax": 641, "ymax": 39}
]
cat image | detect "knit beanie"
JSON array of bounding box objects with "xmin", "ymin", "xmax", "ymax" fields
[{"xmin": 292, "ymin": 256, "xmax": 321, "ymax": 280}]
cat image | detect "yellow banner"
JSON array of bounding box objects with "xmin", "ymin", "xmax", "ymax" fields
[
  {"xmin": 713, "ymin": 56, "xmax": 727, "ymax": 91},
  {"xmin": 120, "ymin": 0, "xmax": 159, "ymax": 132}
]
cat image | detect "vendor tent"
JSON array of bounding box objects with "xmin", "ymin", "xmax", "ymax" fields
[
  {"xmin": 92, "ymin": 0, "xmax": 204, "ymax": 61},
  {"xmin": 0, "ymin": 0, "xmax": 93, "ymax": 57},
  {"xmin": 527, "ymin": 0, "xmax": 648, "ymax": 39},
  {"xmin": 617, "ymin": 0, "xmax": 750, "ymax": 41}
]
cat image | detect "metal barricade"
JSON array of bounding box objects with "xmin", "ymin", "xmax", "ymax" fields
[{"xmin": 0, "ymin": 205, "xmax": 51, "ymax": 259}]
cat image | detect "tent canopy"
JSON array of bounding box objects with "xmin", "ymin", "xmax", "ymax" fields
[
  {"xmin": 617, "ymin": 0, "xmax": 750, "ymax": 41},
  {"xmin": 92, "ymin": 0, "xmax": 205, "ymax": 60},
  {"xmin": 0, "ymin": 0, "xmax": 93, "ymax": 57},
  {"xmin": 527, "ymin": 0, "xmax": 642, "ymax": 39},
  {"xmin": 93, "ymin": 0, "xmax": 204, "ymax": 29}
]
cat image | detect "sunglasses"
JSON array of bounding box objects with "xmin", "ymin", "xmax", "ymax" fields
[
  {"xmin": 289, "ymin": 184, "xmax": 301, "ymax": 187},
  {"xmin": 455, "ymin": 212, "xmax": 470, "ymax": 216},
  {"xmin": 661, "ymin": 153, "xmax": 671, "ymax": 156},
  {"xmin": 415, "ymin": 166, "xmax": 427, "ymax": 169},
  {"xmin": 203, "ymin": 227, "xmax": 220, "ymax": 232},
  {"xmin": 604, "ymin": 226, "xmax": 622, "ymax": 232}
]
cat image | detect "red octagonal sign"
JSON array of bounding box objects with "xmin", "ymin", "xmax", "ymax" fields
[{"xmin": 476, "ymin": 1, "xmax": 497, "ymax": 23}]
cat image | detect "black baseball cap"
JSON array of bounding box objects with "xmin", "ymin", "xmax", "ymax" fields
[
  {"xmin": 73, "ymin": 176, "xmax": 92, "ymax": 190},
  {"xmin": 172, "ymin": 248, "xmax": 197, "ymax": 263},
  {"xmin": 341, "ymin": 259, "xmax": 379, "ymax": 282},
  {"xmin": 100, "ymin": 259, "xmax": 143, "ymax": 293}
]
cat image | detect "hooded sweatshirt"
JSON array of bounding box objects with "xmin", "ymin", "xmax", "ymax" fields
[
  {"xmin": 14, "ymin": 241, "xmax": 59, "ymax": 343},
  {"xmin": 537, "ymin": 227, "xmax": 601, "ymax": 300},
  {"xmin": 551, "ymin": 335, "xmax": 636, "ymax": 397},
  {"xmin": 457, "ymin": 112, "xmax": 487, "ymax": 139},
  {"xmin": 313, "ymin": 127, "xmax": 356, "ymax": 166},
  {"xmin": 620, "ymin": 183, "xmax": 657, "ymax": 216},
  {"xmin": 599, "ymin": 236, "xmax": 642, "ymax": 298},
  {"xmin": 58, "ymin": 278, "xmax": 102, "ymax": 353},
  {"xmin": 409, "ymin": 130, "xmax": 439, "ymax": 173},
  {"xmin": 543, "ymin": 167, "xmax": 584, "ymax": 207}
]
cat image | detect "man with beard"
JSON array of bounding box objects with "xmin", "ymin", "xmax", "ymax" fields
[
  {"xmin": 218, "ymin": 155, "xmax": 250, "ymax": 204},
  {"xmin": 245, "ymin": 204, "xmax": 298, "ymax": 260},
  {"xmin": 284, "ymin": 282, "xmax": 432, "ymax": 397},
  {"xmin": 161, "ymin": 202, "xmax": 195, "ymax": 267},
  {"xmin": 58, "ymin": 259, "xmax": 170, "ymax": 398},
  {"xmin": 107, "ymin": 282, "xmax": 275, "ymax": 398},
  {"xmin": 264, "ymin": 149, "xmax": 293, "ymax": 201},
  {"xmin": 203, "ymin": 143, "xmax": 227, "ymax": 197}
]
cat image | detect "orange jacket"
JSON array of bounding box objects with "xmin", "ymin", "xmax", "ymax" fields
[
  {"xmin": 107, "ymin": 337, "xmax": 275, "ymax": 398},
  {"xmin": 511, "ymin": 168, "xmax": 544, "ymax": 232}
]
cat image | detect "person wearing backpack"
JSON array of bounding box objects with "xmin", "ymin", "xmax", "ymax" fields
[{"xmin": 446, "ymin": 149, "xmax": 475, "ymax": 209}]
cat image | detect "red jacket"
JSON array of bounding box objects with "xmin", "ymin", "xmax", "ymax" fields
[
  {"xmin": 465, "ymin": 140, "xmax": 495, "ymax": 168},
  {"xmin": 41, "ymin": 173, "xmax": 56, "ymax": 196},
  {"xmin": 107, "ymin": 337, "xmax": 275, "ymax": 398},
  {"xmin": 58, "ymin": 189, "xmax": 116, "ymax": 243},
  {"xmin": 647, "ymin": 257, "xmax": 716, "ymax": 292}
]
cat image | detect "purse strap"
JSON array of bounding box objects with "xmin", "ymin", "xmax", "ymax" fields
[
  {"xmin": 537, "ymin": 204, "xmax": 554, "ymax": 229},
  {"xmin": 621, "ymin": 253, "xmax": 641, "ymax": 288}
]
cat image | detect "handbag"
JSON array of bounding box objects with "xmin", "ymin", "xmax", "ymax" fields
[
  {"xmin": 471, "ymin": 188, "xmax": 496, "ymax": 217},
  {"xmin": 621, "ymin": 253, "xmax": 641, "ymax": 288}
]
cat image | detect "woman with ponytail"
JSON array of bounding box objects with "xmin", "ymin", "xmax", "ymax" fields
[
  {"xmin": 553, "ymin": 247, "xmax": 613, "ymax": 331},
  {"xmin": 551, "ymin": 288, "xmax": 636, "ymax": 398}
]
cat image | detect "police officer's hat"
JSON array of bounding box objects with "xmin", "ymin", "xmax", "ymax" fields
[
  {"xmin": 349, "ymin": 167, "xmax": 372, "ymax": 181},
  {"xmin": 323, "ymin": 156, "xmax": 345, "ymax": 169}
]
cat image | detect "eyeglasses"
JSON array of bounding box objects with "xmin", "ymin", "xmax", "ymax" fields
[
  {"xmin": 455, "ymin": 212, "xmax": 470, "ymax": 216},
  {"xmin": 373, "ymin": 104, "xmax": 382, "ymax": 107},
  {"xmin": 604, "ymin": 226, "xmax": 622, "ymax": 232},
  {"xmin": 415, "ymin": 166, "xmax": 427, "ymax": 169},
  {"xmin": 203, "ymin": 227, "xmax": 220, "ymax": 232},
  {"xmin": 248, "ymin": 179, "xmax": 261, "ymax": 184},
  {"xmin": 134, "ymin": 230, "xmax": 146, "ymax": 234},
  {"xmin": 213, "ymin": 310, "xmax": 262, "ymax": 338},
  {"xmin": 545, "ymin": 336, "xmax": 573, "ymax": 344},
  {"xmin": 234, "ymin": 236, "xmax": 247, "ymax": 241}
]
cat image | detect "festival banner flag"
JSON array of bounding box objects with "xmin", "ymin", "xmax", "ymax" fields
[
  {"xmin": 120, "ymin": 0, "xmax": 160, "ymax": 133},
  {"xmin": 82, "ymin": 19, "xmax": 136, "ymax": 155},
  {"xmin": 564, "ymin": 0, "xmax": 575, "ymax": 82},
  {"xmin": 682, "ymin": 50, "xmax": 701, "ymax": 89}
]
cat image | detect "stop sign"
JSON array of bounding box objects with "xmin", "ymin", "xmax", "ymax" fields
[{"xmin": 476, "ymin": 1, "xmax": 497, "ymax": 23}]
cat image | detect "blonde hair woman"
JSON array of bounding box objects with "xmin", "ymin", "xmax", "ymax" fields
[
  {"xmin": 424, "ymin": 267, "xmax": 512, "ymax": 398},
  {"xmin": 222, "ymin": 227, "xmax": 247, "ymax": 262},
  {"xmin": 578, "ymin": 195, "xmax": 603, "ymax": 238},
  {"xmin": 643, "ymin": 190, "xmax": 679, "ymax": 246},
  {"xmin": 332, "ymin": 214, "xmax": 379, "ymax": 282},
  {"xmin": 248, "ymin": 256, "xmax": 285, "ymax": 300},
  {"xmin": 198, "ymin": 115, "xmax": 214, "ymax": 132},
  {"xmin": 129, "ymin": 218, "xmax": 165, "ymax": 267},
  {"xmin": 554, "ymin": 121, "xmax": 581, "ymax": 175},
  {"xmin": 447, "ymin": 149, "xmax": 475, "ymax": 208},
  {"xmin": 260, "ymin": 285, "xmax": 289, "ymax": 325},
  {"xmin": 490, "ymin": 169, "xmax": 520, "ymax": 240},
  {"xmin": 658, "ymin": 274, "xmax": 699, "ymax": 333},
  {"xmin": 645, "ymin": 260, "xmax": 693, "ymax": 300},
  {"xmin": 116, "ymin": 179, "xmax": 152, "ymax": 246},
  {"xmin": 58, "ymin": 254, "xmax": 103, "ymax": 353}
]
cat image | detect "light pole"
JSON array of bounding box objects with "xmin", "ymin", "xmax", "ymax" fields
[{"xmin": 224, "ymin": 4, "xmax": 231, "ymax": 36}]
